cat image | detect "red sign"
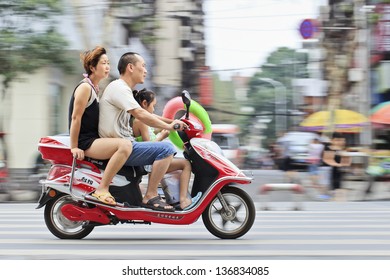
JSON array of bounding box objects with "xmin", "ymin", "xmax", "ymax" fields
[{"xmin": 198, "ymin": 66, "xmax": 213, "ymax": 106}]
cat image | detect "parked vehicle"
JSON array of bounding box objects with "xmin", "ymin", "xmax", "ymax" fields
[
  {"xmin": 36, "ymin": 91, "xmax": 255, "ymax": 239},
  {"xmin": 280, "ymin": 131, "xmax": 318, "ymax": 170},
  {"xmin": 0, "ymin": 132, "xmax": 8, "ymax": 184},
  {"xmin": 211, "ymin": 124, "xmax": 242, "ymax": 167}
]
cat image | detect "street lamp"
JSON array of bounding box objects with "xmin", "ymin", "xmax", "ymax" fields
[{"xmin": 258, "ymin": 78, "xmax": 287, "ymax": 133}]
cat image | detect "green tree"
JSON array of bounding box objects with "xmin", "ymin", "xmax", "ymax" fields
[
  {"xmin": 0, "ymin": 0, "xmax": 73, "ymax": 161},
  {"xmin": 0, "ymin": 0, "xmax": 72, "ymax": 99},
  {"xmin": 207, "ymin": 74, "xmax": 237, "ymax": 124},
  {"xmin": 239, "ymin": 47, "xmax": 308, "ymax": 146}
]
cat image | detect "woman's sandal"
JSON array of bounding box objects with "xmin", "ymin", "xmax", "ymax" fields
[
  {"xmin": 90, "ymin": 191, "xmax": 116, "ymax": 206},
  {"xmin": 141, "ymin": 196, "xmax": 175, "ymax": 212}
]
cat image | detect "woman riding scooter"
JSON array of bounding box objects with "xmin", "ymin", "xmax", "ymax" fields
[{"xmin": 68, "ymin": 46, "xmax": 132, "ymax": 206}]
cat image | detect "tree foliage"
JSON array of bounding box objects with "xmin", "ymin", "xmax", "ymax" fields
[
  {"xmin": 239, "ymin": 47, "xmax": 308, "ymax": 144},
  {"xmin": 0, "ymin": 0, "xmax": 72, "ymax": 97},
  {"xmin": 207, "ymin": 74, "xmax": 237, "ymax": 124}
]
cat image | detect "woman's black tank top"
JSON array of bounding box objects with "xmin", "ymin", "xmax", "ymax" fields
[{"xmin": 68, "ymin": 81, "xmax": 100, "ymax": 151}]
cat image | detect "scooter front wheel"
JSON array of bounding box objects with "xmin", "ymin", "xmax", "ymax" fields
[
  {"xmin": 202, "ymin": 186, "xmax": 255, "ymax": 239},
  {"xmin": 44, "ymin": 193, "xmax": 95, "ymax": 239}
]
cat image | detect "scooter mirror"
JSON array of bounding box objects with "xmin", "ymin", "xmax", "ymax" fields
[
  {"xmin": 181, "ymin": 90, "xmax": 191, "ymax": 106},
  {"xmin": 181, "ymin": 90, "xmax": 191, "ymax": 119}
]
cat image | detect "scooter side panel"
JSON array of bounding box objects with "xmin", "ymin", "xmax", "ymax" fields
[
  {"xmin": 189, "ymin": 157, "xmax": 219, "ymax": 197},
  {"xmin": 109, "ymin": 178, "xmax": 143, "ymax": 206}
]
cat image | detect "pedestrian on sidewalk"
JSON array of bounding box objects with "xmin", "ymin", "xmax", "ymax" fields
[
  {"xmin": 322, "ymin": 132, "xmax": 352, "ymax": 201},
  {"xmin": 307, "ymin": 136, "xmax": 325, "ymax": 193}
]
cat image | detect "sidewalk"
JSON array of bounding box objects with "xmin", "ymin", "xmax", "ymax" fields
[
  {"xmin": 255, "ymin": 200, "xmax": 390, "ymax": 212},
  {"xmin": 338, "ymin": 179, "xmax": 390, "ymax": 201},
  {"xmin": 303, "ymin": 179, "xmax": 390, "ymax": 202},
  {"xmin": 254, "ymin": 170, "xmax": 390, "ymax": 211}
]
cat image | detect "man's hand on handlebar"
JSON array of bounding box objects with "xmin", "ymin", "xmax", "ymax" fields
[{"xmin": 170, "ymin": 120, "xmax": 188, "ymax": 131}]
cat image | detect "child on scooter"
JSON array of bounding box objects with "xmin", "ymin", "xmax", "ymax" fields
[{"xmin": 132, "ymin": 88, "xmax": 201, "ymax": 210}]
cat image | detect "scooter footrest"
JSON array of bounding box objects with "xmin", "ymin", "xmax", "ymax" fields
[{"xmin": 84, "ymin": 194, "xmax": 122, "ymax": 207}]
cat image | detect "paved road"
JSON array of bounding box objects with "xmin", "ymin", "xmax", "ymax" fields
[{"xmin": 1, "ymin": 202, "xmax": 390, "ymax": 260}]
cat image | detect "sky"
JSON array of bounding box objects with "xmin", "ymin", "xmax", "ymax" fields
[{"xmin": 203, "ymin": 0, "xmax": 327, "ymax": 78}]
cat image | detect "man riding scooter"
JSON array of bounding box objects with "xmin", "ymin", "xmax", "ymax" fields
[
  {"xmin": 37, "ymin": 89, "xmax": 256, "ymax": 239},
  {"xmin": 98, "ymin": 51, "xmax": 191, "ymax": 212}
]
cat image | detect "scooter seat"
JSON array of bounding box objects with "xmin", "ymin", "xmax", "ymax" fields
[{"xmin": 84, "ymin": 157, "xmax": 147, "ymax": 179}]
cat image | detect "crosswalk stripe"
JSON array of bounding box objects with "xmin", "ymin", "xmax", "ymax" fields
[
  {"xmin": 2, "ymin": 223, "xmax": 390, "ymax": 229},
  {"xmin": 1, "ymin": 203, "xmax": 390, "ymax": 259},
  {"xmin": 1, "ymin": 239, "xmax": 390, "ymax": 245},
  {"xmin": 1, "ymin": 249, "xmax": 390, "ymax": 257},
  {"xmin": 0, "ymin": 223, "xmax": 390, "ymax": 230},
  {"xmin": 1, "ymin": 230, "xmax": 390, "ymax": 236}
]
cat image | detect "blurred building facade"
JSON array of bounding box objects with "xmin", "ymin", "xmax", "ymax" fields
[
  {"xmin": 0, "ymin": 0, "xmax": 206, "ymax": 169},
  {"xmin": 293, "ymin": 0, "xmax": 390, "ymax": 146},
  {"xmin": 369, "ymin": 1, "xmax": 390, "ymax": 104},
  {"xmin": 294, "ymin": 1, "xmax": 364, "ymax": 114}
]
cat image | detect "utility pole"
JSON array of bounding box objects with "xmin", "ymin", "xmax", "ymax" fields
[
  {"xmin": 320, "ymin": 1, "xmax": 357, "ymax": 133},
  {"xmin": 360, "ymin": 4, "xmax": 376, "ymax": 146}
]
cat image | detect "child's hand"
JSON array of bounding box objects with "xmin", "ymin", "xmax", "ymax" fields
[{"xmin": 159, "ymin": 129, "xmax": 170, "ymax": 140}]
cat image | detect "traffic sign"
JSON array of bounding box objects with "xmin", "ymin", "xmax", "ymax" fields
[{"xmin": 299, "ymin": 19, "xmax": 318, "ymax": 39}]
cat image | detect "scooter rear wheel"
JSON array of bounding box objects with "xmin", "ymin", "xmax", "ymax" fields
[
  {"xmin": 44, "ymin": 193, "xmax": 94, "ymax": 239},
  {"xmin": 202, "ymin": 186, "xmax": 255, "ymax": 239}
]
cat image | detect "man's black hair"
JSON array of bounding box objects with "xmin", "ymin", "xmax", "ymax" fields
[{"xmin": 117, "ymin": 52, "xmax": 140, "ymax": 75}]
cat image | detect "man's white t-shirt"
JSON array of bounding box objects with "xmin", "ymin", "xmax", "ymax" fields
[
  {"xmin": 308, "ymin": 143, "xmax": 324, "ymax": 160},
  {"xmin": 99, "ymin": 79, "xmax": 140, "ymax": 139}
]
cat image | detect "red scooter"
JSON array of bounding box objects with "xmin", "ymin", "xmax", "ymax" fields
[{"xmin": 36, "ymin": 91, "xmax": 255, "ymax": 239}]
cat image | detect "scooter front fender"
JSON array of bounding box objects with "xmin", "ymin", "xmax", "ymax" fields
[
  {"xmin": 215, "ymin": 175, "xmax": 253, "ymax": 187},
  {"xmin": 193, "ymin": 175, "xmax": 253, "ymax": 212}
]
